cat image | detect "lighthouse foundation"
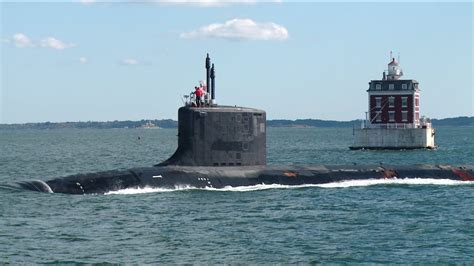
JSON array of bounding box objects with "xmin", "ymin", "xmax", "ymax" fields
[{"xmin": 350, "ymin": 127, "xmax": 436, "ymax": 150}]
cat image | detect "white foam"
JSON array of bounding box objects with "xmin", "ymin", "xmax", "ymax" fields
[
  {"xmin": 207, "ymin": 183, "xmax": 305, "ymax": 192},
  {"xmin": 37, "ymin": 180, "xmax": 54, "ymax": 193},
  {"xmin": 104, "ymin": 178, "xmax": 473, "ymax": 195},
  {"xmin": 105, "ymin": 185, "xmax": 194, "ymax": 195},
  {"xmin": 317, "ymin": 178, "xmax": 471, "ymax": 188},
  {"xmin": 28, "ymin": 180, "xmax": 54, "ymax": 193}
]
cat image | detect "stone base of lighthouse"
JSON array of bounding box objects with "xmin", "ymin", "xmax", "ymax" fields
[{"xmin": 350, "ymin": 127, "xmax": 436, "ymax": 150}]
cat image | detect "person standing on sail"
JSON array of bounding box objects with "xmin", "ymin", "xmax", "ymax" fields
[
  {"xmin": 194, "ymin": 86, "xmax": 204, "ymax": 107},
  {"xmin": 199, "ymin": 81, "xmax": 207, "ymax": 106}
]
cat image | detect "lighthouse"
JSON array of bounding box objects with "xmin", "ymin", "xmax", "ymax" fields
[{"xmin": 350, "ymin": 56, "xmax": 436, "ymax": 150}]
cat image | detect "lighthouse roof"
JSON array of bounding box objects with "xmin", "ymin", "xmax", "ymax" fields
[
  {"xmin": 388, "ymin": 58, "xmax": 399, "ymax": 66},
  {"xmin": 367, "ymin": 79, "xmax": 419, "ymax": 92}
]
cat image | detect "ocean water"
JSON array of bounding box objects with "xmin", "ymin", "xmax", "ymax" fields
[{"xmin": 1, "ymin": 127, "xmax": 473, "ymax": 263}]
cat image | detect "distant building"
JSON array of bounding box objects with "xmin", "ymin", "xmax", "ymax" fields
[
  {"xmin": 139, "ymin": 121, "xmax": 159, "ymax": 129},
  {"xmin": 350, "ymin": 57, "xmax": 436, "ymax": 150}
]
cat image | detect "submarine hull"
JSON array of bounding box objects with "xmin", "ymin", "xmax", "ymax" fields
[{"xmin": 17, "ymin": 164, "xmax": 474, "ymax": 194}]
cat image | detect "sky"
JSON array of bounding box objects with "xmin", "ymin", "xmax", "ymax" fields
[{"xmin": 1, "ymin": 1, "xmax": 472, "ymax": 123}]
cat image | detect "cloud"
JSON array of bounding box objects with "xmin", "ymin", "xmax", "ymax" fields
[
  {"xmin": 121, "ymin": 58, "xmax": 140, "ymax": 65},
  {"xmin": 79, "ymin": 57, "xmax": 88, "ymax": 64},
  {"xmin": 13, "ymin": 33, "xmax": 34, "ymax": 48},
  {"xmin": 180, "ymin": 18, "xmax": 289, "ymax": 41},
  {"xmin": 6, "ymin": 33, "xmax": 75, "ymax": 50},
  {"xmin": 77, "ymin": 0, "xmax": 282, "ymax": 7},
  {"xmin": 40, "ymin": 37, "xmax": 75, "ymax": 50},
  {"xmin": 155, "ymin": 0, "xmax": 282, "ymax": 7}
]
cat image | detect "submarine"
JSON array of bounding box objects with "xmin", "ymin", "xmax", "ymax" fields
[{"xmin": 16, "ymin": 54, "xmax": 474, "ymax": 194}]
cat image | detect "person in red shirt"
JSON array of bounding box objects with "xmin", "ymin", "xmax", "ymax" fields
[{"xmin": 194, "ymin": 86, "xmax": 204, "ymax": 107}]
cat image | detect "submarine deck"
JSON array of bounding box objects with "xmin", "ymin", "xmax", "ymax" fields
[{"xmin": 27, "ymin": 164, "xmax": 474, "ymax": 194}]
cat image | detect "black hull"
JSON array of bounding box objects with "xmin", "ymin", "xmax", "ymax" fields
[{"xmin": 15, "ymin": 164, "xmax": 474, "ymax": 194}]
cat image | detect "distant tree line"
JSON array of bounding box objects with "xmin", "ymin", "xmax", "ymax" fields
[
  {"xmin": 0, "ymin": 117, "xmax": 472, "ymax": 130},
  {"xmin": 268, "ymin": 117, "xmax": 473, "ymax": 128},
  {"xmin": 267, "ymin": 119, "xmax": 360, "ymax": 128},
  {"xmin": 0, "ymin": 119, "xmax": 177, "ymax": 130},
  {"xmin": 431, "ymin": 117, "xmax": 474, "ymax": 127}
]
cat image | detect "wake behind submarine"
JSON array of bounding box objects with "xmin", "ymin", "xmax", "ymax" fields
[{"xmin": 17, "ymin": 54, "xmax": 474, "ymax": 194}]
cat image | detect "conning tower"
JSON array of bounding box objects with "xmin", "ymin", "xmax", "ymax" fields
[{"xmin": 159, "ymin": 54, "xmax": 266, "ymax": 167}]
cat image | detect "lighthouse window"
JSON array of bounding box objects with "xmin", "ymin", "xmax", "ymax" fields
[
  {"xmin": 375, "ymin": 112, "xmax": 382, "ymax": 122},
  {"xmin": 375, "ymin": 84, "xmax": 381, "ymax": 90},
  {"xmin": 389, "ymin": 97, "xmax": 395, "ymax": 108},
  {"xmin": 402, "ymin": 84, "xmax": 407, "ymax": 90},
  {"xmin": 402, "ymin": 111, "xmax": 408, "ymax": 122},
  {"xmin": 402, "ymin": 97, "xmax": 408, "ymax": 108},
  {"xmin": 388, "ymin": 84, "xmax": 394, "ymax": 90},
  {"xmin": 389, "ymin": 111, "xmax": 395, "ymax": 122},
  {"xmin": 375, "ymin": 97, "xmax": 382, "ymax": 108}
]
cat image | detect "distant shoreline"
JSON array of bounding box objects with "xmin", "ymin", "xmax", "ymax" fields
[{"xmin": 0, "ymin": 117, "xmax": 472, "ymax": 130}]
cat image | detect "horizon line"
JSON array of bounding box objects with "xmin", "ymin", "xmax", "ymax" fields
[{"xmin": 1, "ymin": 115, "xmax": 472, "ymax": 126}]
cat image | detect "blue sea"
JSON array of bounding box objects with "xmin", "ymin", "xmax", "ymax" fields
[{"xmin": 1, "ymin": 127, "xmax": 473, "ymax": 263}]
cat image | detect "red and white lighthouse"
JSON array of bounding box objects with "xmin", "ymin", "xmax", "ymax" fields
[
  {"xmin": 351, "ymin": 55, "xmax": 435, "ymax": 150},
  {"xmin": 367, "ymin": 57, "xmax": 421, "ymax": 127}
]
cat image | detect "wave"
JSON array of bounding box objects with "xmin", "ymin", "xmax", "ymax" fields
[
  {"xmin": 317, "ymin": 178, "xmax": 472, "ymax": 188},
  {"xmin": 105, "ymin": 178, "xmax": 474, "ymax": 195},
  {"xmin": 105, "ymin": 185, "xmax": 194, "ymax": 195}
]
